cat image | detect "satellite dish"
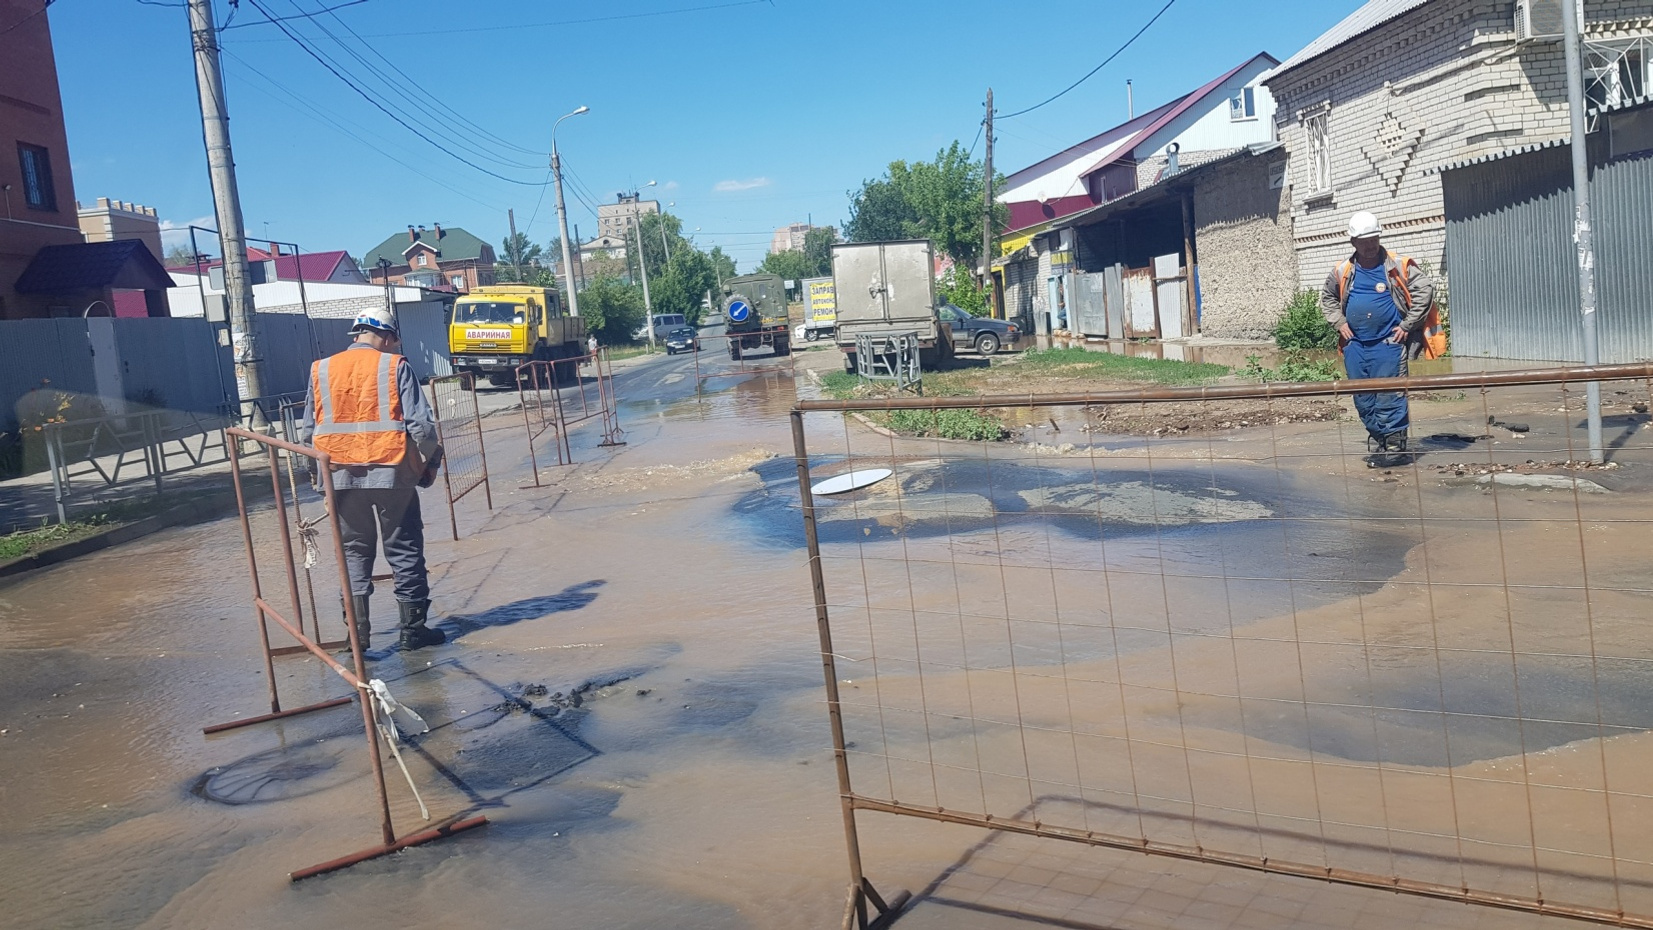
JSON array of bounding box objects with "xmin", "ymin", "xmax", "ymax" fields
[{"xmin": 811, "ymin": 468, "xmax": 893, "ymax": 496}]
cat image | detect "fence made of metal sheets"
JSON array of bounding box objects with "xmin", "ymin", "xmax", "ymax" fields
[{"xmin": 792, "ymin": 363, "xmax": 1653, "ymax": 929}]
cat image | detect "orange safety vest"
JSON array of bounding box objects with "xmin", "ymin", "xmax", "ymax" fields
[
  {"xmin": 310, "ymin": 348, "xmax": 408, "ymax": 466},
  {"xmin": 1336, "ymin": 255, "xmax": 1447, "ymax": 359}
]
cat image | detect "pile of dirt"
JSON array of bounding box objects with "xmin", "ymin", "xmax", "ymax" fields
[
  {"xmin": 1080, "ymin": 398, "xmax": 1345, "ymax": 436},
  {"xmin": 1430, "ymin": 459, "xmax": 1624, "ymax": 477}
]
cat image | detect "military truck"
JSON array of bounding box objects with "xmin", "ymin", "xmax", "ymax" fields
[
  {"xmin": 447, "ymin": 285, "xmax": 586, "ymax": 387},
  {"xmin": 721, "ymin": 273, "xmax": 790, "ymax": 360},
  {"xmin": 831, "ymin": 240, "xmax": 954, "ymax": 372}
]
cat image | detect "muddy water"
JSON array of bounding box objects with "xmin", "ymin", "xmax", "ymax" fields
[{"xmin": 5, "ymin": 360, "xmax": 1653, "ymax": 928}]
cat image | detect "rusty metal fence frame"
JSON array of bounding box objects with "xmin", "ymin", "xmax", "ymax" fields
[
  {"xmin": 211, "ymin": 427, "xmax": 486, "ymax": 879},
  {"xmin": 693, "ymin": 324, "xmax": 796, "ymax": 387},
  {"xmin": 547, "ymin": 349, "xmax": 624, "ymax": 451},
  {"xmin": 515, "ymin": 359, "xmax": 568, "ymax": 485},
  {"xmin": 429, "ymin": 373, "xmax": 493, "ymax": 540},
  {"xmin": 793, "ymin": 362, "xmax": 1653, "ymax": 930}
]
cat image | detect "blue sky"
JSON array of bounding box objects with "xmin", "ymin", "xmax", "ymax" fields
[{"xmin": 49, "ymin": 0, "xmax": 1364, "ymax": 271}]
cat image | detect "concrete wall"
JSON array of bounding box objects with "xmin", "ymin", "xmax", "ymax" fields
[
  {"xmin": 1268, "ymin": 0, "xmax": 1653, "ymax": 293},
  {"xmin": 1193, "ymin": 153, "xmax": 1298, "ymax": 339}
]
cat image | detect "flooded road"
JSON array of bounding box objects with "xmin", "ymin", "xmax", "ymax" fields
[{"xmin": 4, "ymin": 346, "xmax": 1652, "ymax": 929}]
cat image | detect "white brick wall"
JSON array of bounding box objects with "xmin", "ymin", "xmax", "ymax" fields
[{"xmin": 1268, "ymin": 0, "xmax": 1653, "ymax": 290}]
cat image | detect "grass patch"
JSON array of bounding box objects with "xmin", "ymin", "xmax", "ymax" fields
[
  {"xmin": 1017, "ymin": 347, "xmax": 1230, "ymax": 386},
  {"xmin": 1240, "ymin": 351, "xmax": 1344, "ymax": 383},
  {"xmin": 604, "ymin": 344, "xmax": 663, "ymax": 361},
  {"xmin": 0, "ymin": 520, "xmax": 105, "ymax": 561},
  {"xmin": 883, "ymin": 409, "xmax": 1007, "ymax": 441}
]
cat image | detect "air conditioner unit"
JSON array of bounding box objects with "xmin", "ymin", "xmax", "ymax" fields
[{"xmin": 1516, "ymin": 0, "xmax": 1566, "ymax": 42}]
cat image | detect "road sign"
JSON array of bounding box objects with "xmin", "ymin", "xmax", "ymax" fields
[{"xmin": 727, "ymin": 299, "xmax": 751, "ymax": 323}]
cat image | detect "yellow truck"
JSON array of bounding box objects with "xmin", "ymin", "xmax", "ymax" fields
[{"xmin": 447, "ymin": 285, "xmax": 587, "ymax": 386}]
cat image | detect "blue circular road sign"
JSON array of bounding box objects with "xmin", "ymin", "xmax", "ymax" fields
[{"xmin": 727, "ymin": 299, "xmax": 751, "ymax": 323}]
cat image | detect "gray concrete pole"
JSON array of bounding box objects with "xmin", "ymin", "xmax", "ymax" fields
[
  {"xmin": 1562, "ymin": 0, "xmax": 1604, "ymax": 462},
  {"xmin": 633, "ymin": 211, "xmax": 654, "ymax": 350},
  {"xmin": 981, "ymin": 87, "xmax": 996, "ymax": 316},
  {"xmin": 188, "ymin": 0, "xmax": 264, "ymax": 418},
  {"xmin": 553, "ymin": 147, "xmax": 580, "ymax": 318}
]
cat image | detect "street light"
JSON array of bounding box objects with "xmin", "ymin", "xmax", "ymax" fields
[
  {"xmin": 550, "ymin": 105, "xmax": 589, "ymax": 319},
  {"xmin": 633, "ymin": 181, "xmax": 656, "ymax": 350},
  {"xmin": 659, "ymin": 201, "xmax": 675, "ymax": 265}
]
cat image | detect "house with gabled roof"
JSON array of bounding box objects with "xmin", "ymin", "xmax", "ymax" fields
[
  {"xmin": 1265, "ymin": 0, "xmax": 1653, "ymax": 361},
  {"xmin": 362, "ymin": 224, "xmax": 496, "ymax": 294},
  {"xmin": 995, "ymin": 53, "xmax": 1290, "ymax": 339}
]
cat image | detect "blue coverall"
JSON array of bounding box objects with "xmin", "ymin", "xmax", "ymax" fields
[{"xmin": 1342, "ymin": 264, "xmax": 1408, "ymax": 440}]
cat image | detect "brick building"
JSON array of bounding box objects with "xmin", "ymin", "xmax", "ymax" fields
[
  {"xmin": 361, "ymin": 224, "xmax": 496, "ymax": 293},
  {"xmin": 1265, "ymin": 0, "xmax": 1653, "ymax": 292},
  {"xmin": 1, "ymin": 0, "xmax": 83, "ymax": 319}
]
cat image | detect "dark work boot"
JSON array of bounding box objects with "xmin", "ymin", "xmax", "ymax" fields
[
  {"xmin": 398, "ymin": 600, "xmax": 446, "ymax": 650},
  {"xmin": 339, "ymin": 594, "xmax": 371, "ymax": 651},
  {"xmin": 1364, "ymin": 434, "xmax": 1389, "ymax": 469},
  {"xmin": 1383, "ymin": 432, "xmax": 1412, "ymax": 468}
]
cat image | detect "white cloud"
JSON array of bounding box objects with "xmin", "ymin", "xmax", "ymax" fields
[
  {"xmin": 713, "ymin": 177, "xmax": 771, "ymax": 193},
  {"xmin": 159, "ymin": 216, "xmax": 218, "ymax": 252},
  {"xmin": 661, "ymin": 180, "xmax": 680, "ymax": 192}
]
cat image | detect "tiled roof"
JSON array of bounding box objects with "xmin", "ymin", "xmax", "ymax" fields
[
  {"xmin": 167, "ymin": 248, "xmax": 353, "ymax": 282},
  {"xmin": 15, "ymin": 240, "xmax": 176, "ymax": 294},
  {"xmin": 1271, "ymin": 0, "xmax": 1434, "ymax": 80},
  {"xmin": 362, "ymin": 227, "xmax": 491, "ymax": 268}
]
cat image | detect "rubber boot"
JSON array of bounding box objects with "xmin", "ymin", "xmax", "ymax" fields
[
  {"xmin": 1383, "ymin": 432, "xmax": 1412, "ymax": 468},
  {"xmin": 340, "ymin": 594, "xmax": 371, "ymax": 650},
  {"xmin": 398, "ymin": 599, "xmax": 446, "ymax": 650},
  {"xmin": 1364, "ymin": 433, "xmax": 1389, "ymax": 469}
]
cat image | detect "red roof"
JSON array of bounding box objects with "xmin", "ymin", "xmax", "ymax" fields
[
  {"xmin": 167, "ymin": 248, "xmax": 353, "ymax": 282},
  {"xmin": 1078, "ymin": 55, "xmax": 1275, "ymax": 180}
]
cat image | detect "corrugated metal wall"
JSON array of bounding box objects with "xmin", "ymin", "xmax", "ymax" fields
[
  {"xmin": 0, "ymin": 320, "xmax": 100, "ymax": 430},
  {"xmin": 109, "ymin": 318, "xmax": 233, "ymax": 416},
  {"xmin": 1444, "ymin": 138, "xmax": 1653, "ymax": 362}
]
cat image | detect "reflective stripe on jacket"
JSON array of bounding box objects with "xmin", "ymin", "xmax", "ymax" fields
[{"xmin": 309, "ymin": 349, "xmax": 408, "ymax": 466}]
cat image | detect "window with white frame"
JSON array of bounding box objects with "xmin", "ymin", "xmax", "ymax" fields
[
  {"xmin": 1302, "ymin": 106, "xmax": 1331, "ymax": 194},
  {"xmin": 1229, "ymin": 87, "xmax": 1257, "ymax": 121},
  {"xmin": 416, "ymin": 253, "xmax": 427, "ymax": 267},
  {"xmin": 451, "ymin": 275, "xmax": 466, "ymax": 290}
]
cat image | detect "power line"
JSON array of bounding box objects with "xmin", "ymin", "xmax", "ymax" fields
[
  {"xmin": 242, "ymin": 0, "xmax": 548, "ymax": 186},
  {"xmin": 238, "ymin": 0, "xmax": 768, "ymax": 41},
  {"xmin": 2, "ymin": 0, "xmax": 51, "ymax": 35},
  {"xmin": 999, "ymin": 0, "xmax": 1177, "ymax": 120},
  {"xmin": 220, "ymin": 0, "xmax": 371, "ymax": 28},
  {"xmin": 222, "ymin": 48, "xmax": 509, "ymax": 211},
  {"xmin": 254, "ymin": 0, "xmax": 544, "ymax": 172}
]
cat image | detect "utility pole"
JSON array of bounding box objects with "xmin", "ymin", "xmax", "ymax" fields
[
  {"xmin": 552, "ymin": 142, "xmax": 580, "ymax": 317},
  {"xmin": 507, "ymin": 207, "xmax": 520, "ymax": 280},
  {"xmin": 1562, "ymin": 0, "xmax": 1603, "ymax": 462},
  {"xmin": 574, "ymin": 222, "xmax": 586, "ymax": 292},
  {"xmin": 189, "ymin": 0, "xmax": 264, "ymax": 417},
  {"xmin": 981, "ymin": 88, "xmax": 997, "ymax": 317},
  {"xmin": 632, "ymin": 210, "xmax": 654, "ymax": 351}
]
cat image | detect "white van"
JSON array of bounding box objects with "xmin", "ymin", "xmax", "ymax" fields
[{"xmin": 636, "ymin": 313, "xmax": 687, "ymax": 341}]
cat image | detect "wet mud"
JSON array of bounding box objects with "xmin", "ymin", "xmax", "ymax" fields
[{"xmin": 5, "ymin": 359, "xmax": 1653, "ymax": 929}]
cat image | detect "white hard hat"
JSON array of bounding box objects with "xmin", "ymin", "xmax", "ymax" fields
[
  {"xmin": 1347, "ymin": 211, "xmax": 1382, "ymax": 239},
  {"xmin": 350, "ymin": 306, "xmax": 398, "ymax": 336}
]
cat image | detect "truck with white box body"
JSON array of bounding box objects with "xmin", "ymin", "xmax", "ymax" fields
[{"xmin": 830, "ymin": 240, "xmax": 954, "ymax": 372}]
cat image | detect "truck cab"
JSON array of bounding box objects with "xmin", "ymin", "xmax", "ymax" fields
[{"xmin": 448, "ymin": 285, "xmax": 585, "ymax": 386}]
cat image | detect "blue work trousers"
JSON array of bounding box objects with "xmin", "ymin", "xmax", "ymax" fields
[
  {"xmin": 1344, "ymin": 338, "xmax": 1409, "ymax": 439},
  {"xmin": 336, "ymin": 486, "xmax": 429, "ymax": 603}
]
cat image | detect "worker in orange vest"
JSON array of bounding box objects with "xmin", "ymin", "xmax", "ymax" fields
[
  {"xmin": 300, "ymin": 307, "xmax": 446, "ymax": 652},
  {"xmin": 1320, "ymin": 212, "xmax": 1439, "ymax": 468}
]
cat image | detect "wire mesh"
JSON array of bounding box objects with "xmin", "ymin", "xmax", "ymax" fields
[
  {"xmin": 428, "ymin": 373, "xmax": 492, "ymax": 540},
  {"xmin": 794, "ymin": 363, "xmax": 1653, "ymax": 927},
  {"xmin": 516, "ymin": 361, "xmax": 566, "ymax": 484}
]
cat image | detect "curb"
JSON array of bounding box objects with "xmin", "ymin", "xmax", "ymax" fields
[{"xmin": 0, "ymin": 490, "xmax": 251, "ymax": 583}]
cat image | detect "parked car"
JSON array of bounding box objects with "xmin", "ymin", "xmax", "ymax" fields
[
  {"xmin": 939, "ymin": 303, "xmax": 1020, "ymax": 356},
  {"xmin": 664, "ymin": 326, "xmax": 700, "ymax": 355}
]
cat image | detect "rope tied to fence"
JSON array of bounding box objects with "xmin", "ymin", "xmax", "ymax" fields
[
  {"xmin": 360, "ymin": 678, "xmax": 432, "ymax": 820},
  {"xmin": 296, "ymin": 512, "xmax": 327, "ymax": 570}
]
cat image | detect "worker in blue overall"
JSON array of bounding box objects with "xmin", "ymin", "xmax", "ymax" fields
[{"xmin": 1320, "ymin": 212, "xmax": 1435, "ymax": 468}]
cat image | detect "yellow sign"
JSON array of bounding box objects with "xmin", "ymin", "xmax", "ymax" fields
[{"xmin": 806, "ymin": 279, "xmax": 836, "ymax": 322}]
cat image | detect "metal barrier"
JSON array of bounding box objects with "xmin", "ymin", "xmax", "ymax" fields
[
  {"xmin": 515, "ymin": 359, "xmax": 567, "ymax": 485},
  {"xmin": 42, "ymin": 408, "xmax": 233, "ymax": 524},
  {"xmin": 428, "ymin": 373, "xmax": 492, "ymax": 540},
  {"xmin": 546, "ymin": 349, "xmax": 624, "ymax": 452},
  {"xmin": 793, "ymin": 363, "xmax": 1653, "ymax": 929},
  {"xmin": 854, "ymin": 331, "xmax": 922, "ymax": 395},
  {"xmin": 693, "ymin": 325, "xmax": 796, "ymax": 388},
  {"xmin": 211, "ymin": 427, "xmax": 486, "ymax": 879}
]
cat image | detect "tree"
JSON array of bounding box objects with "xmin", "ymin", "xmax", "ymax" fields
[
  {"xmin": 495, "ymin": 231, "xmax": 545, "ymax": 284},
  {"xmin": 577, "ymin": 276, "xmax": 646, "ymax": 344},
  {"xmin": 757, "ymin": 248, "xmax": 815, "ymax": 282},
  {"xmin": 845, "ymin": 142, "xmax": 1007, "ymax": 275},
  {"xmin": 802, "ymin": 226, "xmax": 837, "ymax": 277},
  {"xmin": 164, "ymin": 243, "xmax": 204, "ymax": 268},
  {"xmin": 937, "ymin": 264, "xmax": 989, "ymax": 316}
]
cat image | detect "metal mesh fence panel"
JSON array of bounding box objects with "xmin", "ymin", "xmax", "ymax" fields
[
  {"xmin": 429, "ymin": 373, "xmax": 492, "ymax": 539},
  {"xmin": 793, "ymin": 363, "xmax": 1653, "ymax": 928}
]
